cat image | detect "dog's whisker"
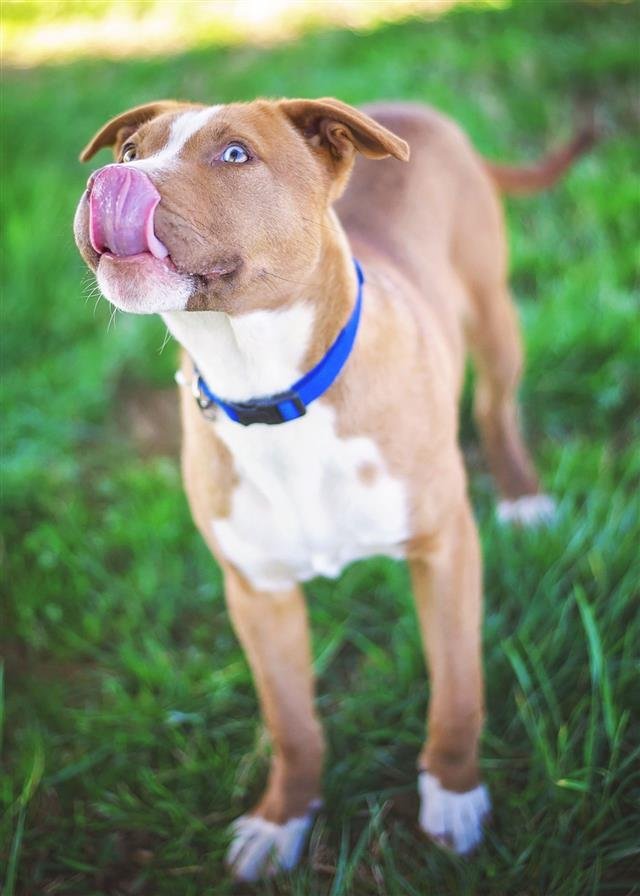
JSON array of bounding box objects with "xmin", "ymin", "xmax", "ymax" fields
[
  {"xmin": 159, "ymin": 327, "xmax": 172, "ymax": 354},
  {"xmin": 261, "ymin": 269, "xmax": 314, "ymax": 289},
  {"xmin": 300, "ymin": 215, "xmax": 343, "ymax": 237},
  {"xmin": 256, "ymin": 273, "xmax": 282, "ymax": 297}
]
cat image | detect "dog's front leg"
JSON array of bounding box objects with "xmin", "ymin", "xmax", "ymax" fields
[
  {"xmin": 409, "ymin": 500, "xmax": 491, "ymax": 855},
  {"xmin": 223, "ymin": 566, "xmax": 324, "ymax": 882}
]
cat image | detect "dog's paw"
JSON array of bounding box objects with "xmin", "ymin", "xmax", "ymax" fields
[
  {"xmin": 226, "ymin": 803, "xmax": 320, "ymax": 882},
  {"xmin": 497, "ymin": 493, "xmax": 556, "ymax": 527},
  {"xmin": 418, "ymin": 771, "xmax": 490, "ymax": 855}
]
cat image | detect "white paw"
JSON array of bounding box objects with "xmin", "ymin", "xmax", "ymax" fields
[
  {"xmin": 497, "ymin": 493, "xmax": 556, "ymax": 527},
  {"xmin": 226, "ymin": 803, "xmax": 319, "ymax": 882},
  {"xmin": 418, "ymin": 771, "xmax": 490, "ymax": 855}
]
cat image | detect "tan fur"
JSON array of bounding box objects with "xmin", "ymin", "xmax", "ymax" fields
[
  {"xmin": 485, "ymin": 118, "xmax": 599, "ymax": 195},
  {"xmin": 75, "ymin": 97, "xmax": 591, "ymax": 847},
  {"xmin": 79, "ymin": 100, "xmax": 185, "ymax": 162}
]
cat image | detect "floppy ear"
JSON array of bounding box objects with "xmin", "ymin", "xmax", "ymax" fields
[
  {"xmin": 79, "ymin": 101, "xmax": 182, "ymax": 162},
  {"xmin": 278, "ymin": 97, "xmax": 410, "ymax": 164}
]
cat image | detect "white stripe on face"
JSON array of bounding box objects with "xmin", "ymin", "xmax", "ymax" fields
[{"xmin": 128, "ymin": 105, "xmax": 222, "ymax": 173}]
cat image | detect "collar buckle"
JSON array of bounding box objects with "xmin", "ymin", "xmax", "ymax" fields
[
  {"xmin": 232, "ymin": 389, "xmax": 307, "ymax": 426},
  {"xmin": 191, "ymin": 375, "xmax": 218, "ymax": 418}
]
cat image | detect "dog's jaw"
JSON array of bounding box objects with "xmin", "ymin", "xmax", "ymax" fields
[{"xmin": 95, "ymin": 253, "xmax": 194, "ymax": 314}]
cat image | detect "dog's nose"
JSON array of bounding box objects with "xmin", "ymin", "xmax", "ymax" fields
[{"xmin": 88, "ymin": 164, "xmax": 169, "ymax": 259}]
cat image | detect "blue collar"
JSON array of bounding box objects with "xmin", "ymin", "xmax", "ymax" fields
[{"xmin": 190, "ymin": 258, "xmax": 364, "ymax": 426}]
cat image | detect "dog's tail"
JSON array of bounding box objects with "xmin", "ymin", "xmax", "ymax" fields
[{"xmin": 484, "ymin": 117, "xmax": 599, "ymax": 196}]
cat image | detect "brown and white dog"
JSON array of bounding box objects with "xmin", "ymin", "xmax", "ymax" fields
[{"xmin": 74, "ymin": 97, "xmax": 593, "ymax": 881}]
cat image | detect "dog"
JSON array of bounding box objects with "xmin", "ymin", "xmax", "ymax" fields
[{"xmin": 74, "ymin": 97, "xmax": 593, "ymax": 881}]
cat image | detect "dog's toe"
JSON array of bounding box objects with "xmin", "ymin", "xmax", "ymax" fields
[
  {"xmin": 418, "ymin": 771, "xmax": 490, "ymax": 855},
  {"xmin": 226, "ymin": 804, "xmax": 319, "ymax": 882},
  {"xmin": 497, "ymin": 493, "xmax": 556, "ymax": 527}
]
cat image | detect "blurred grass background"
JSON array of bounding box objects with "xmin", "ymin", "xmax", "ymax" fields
[{"xmin": 1, "ymin": 1, "xmax": 639, "ymax": 894}]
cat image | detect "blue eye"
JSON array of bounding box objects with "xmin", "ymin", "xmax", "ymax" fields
[{"xmin": 221, "ymin": 143, "xmax": 249, "ymax": 164}]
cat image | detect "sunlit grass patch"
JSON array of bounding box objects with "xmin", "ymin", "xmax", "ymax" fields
[{"xmin": 3, "ymin": 0, "xmax": 508, "ymax": 66}]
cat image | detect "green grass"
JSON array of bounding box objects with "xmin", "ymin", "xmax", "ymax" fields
[{"xmin": 2, "ymin": 2, "xmax": 639, "ymax": 893}]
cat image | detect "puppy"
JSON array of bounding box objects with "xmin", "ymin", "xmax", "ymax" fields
[{"xmin": 74, "ymin": 97, "xmax": 593, "ymax": 881}]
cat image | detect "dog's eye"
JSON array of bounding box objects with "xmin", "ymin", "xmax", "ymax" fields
[
  {"xmin": 220, "ymin": 143, "xmax": 249, "ymax": 164},
  {"xmin": 122, "ymin": 144, "xmax": 137, "ymax": 163}
]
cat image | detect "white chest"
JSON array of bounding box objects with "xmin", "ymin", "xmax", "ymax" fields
[
  {"xmin": 210, "ymin": 402, "xmax": 409, "ymax": 591},
  {"xmin": 163, "ymin": 297, "xmax": 409, "ymax": 591}
]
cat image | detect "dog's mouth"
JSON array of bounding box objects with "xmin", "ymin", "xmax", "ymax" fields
[
  {"xmin": 95, "ymin": 248, "xmax": 241, "ymax": 314},
  {"xmin": 99, "ymin": 250, "xmax": 239, "ymax": 284},
  {"xmin": 88, "ymin": 165, "xmax": 240, "ymax": 287}
]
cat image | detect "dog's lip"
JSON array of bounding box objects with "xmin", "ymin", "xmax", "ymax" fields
[
  {"xmin": 186, "ymin": 259, "xmax": 243, "ymax": 283},
  {"xmin": 101, "ymin": 250, "xmax": 178, "ymax": 272},
  {"xmin": 100, "ymin": 250, "xmax": 239, "ymax": 280},
  {"xmin": 202, "ymin": 261, "xmax": 239, "ymax": 278}
]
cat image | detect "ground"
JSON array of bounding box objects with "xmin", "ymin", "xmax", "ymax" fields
[{"xmin": 2, "ymin": 2, "xmax": 639, "ymax": 894}]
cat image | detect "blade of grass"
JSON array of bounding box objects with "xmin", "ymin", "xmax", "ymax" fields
[{"xmin": 575, "ymin": 586, "xmax": 617, "ymax": 745}]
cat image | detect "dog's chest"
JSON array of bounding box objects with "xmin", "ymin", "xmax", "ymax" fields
[{"xmin": 210, "ymin": 403, "xmax": 409, "ymax": 591}]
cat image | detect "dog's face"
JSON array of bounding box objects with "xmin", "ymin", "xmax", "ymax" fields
[{"xmin": 74, "ymin": 98, "xmax": 408, "ymax": 315}]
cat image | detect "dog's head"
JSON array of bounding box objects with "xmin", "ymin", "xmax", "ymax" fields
[{"xmin": 74, "ymin": 98, "xmax": 409, "ymax": 315}]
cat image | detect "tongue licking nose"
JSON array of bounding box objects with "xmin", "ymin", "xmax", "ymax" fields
[{"xmin": 89, "ymin": 164, "xmax": 169, "ymax": 259}]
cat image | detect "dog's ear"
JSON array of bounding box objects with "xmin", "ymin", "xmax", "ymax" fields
[
  {"xmin": 279, "ymin": 97, "xmax": 410, "ymax": 164},
  {"xmin": 79, "ymin": 101, "xmax": 182, "ymax": 162}
]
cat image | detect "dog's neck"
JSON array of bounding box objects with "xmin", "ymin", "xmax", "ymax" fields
[{"xmin": 162, "ymin": 210, "xmax": 357, "ymax": 403}]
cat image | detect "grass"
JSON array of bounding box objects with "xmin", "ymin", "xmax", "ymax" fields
[{"xmin": 2, "ymin": 1, "xmax": 639, "ymax": 893}]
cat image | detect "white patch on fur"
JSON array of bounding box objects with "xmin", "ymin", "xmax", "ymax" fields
[
  {"xmin": 164, "ymin": 302, "xmax": 410, "ymax": 591},
  {"xmin": 211, "ymin": 402, "xmax": 408, "ymax": 589},
  {"xmin": 97, "ymin": 259, "xmax": 193, "ymax": 313},
  {"xmin": 226, "ymin": 807, "xmax": 318, "ymax": 882},
  {"xmin": 497, "ymin": 493, "xmax": 556, "ymax": 526},
  {"xmin": 418, "ymin": 771, "xmax": 490, "ymax": 855},
  {"xmin": 128, "ymin": 105, "xmax": 222, "ymax": 173},
  {"xmin": 163, "ymin": 303, "xmax": 316, "ymax": 400}
]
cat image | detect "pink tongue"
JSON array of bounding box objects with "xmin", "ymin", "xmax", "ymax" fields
[{"xmin": 89, "ymin": 164, "xmax": 169, "ymax": 258}]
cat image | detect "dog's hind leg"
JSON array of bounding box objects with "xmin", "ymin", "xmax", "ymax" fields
[
  {"xmin": 468, "ymin": 284, "xmax": 555, "ymax": 525},
  {"xmin": 409, "ymin": 499, "xmax": 491, "ymax": 854},
  {"xmin": 223, "ymin": 568, "xmax": 324, "ymax": 882}
]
